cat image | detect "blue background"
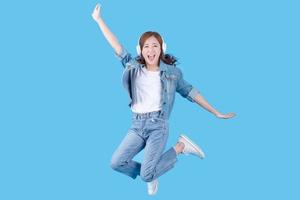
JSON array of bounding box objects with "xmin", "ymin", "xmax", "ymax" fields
[{"xmin": 1, "ymin": 0, "xmax": 299, "ymax": 199}]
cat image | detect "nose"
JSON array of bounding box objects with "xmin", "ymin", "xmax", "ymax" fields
[{"xmin": 149, "ymin": 47, "xmax": 156, "ymax": 53}]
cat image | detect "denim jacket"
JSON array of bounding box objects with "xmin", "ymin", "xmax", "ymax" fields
[{"xmin": 116, "ymin": 48, "xmax": 199, "ymax": 119}]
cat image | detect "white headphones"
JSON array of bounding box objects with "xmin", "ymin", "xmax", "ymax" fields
[{"xmin": 136, "ymin": 37, "xmax": 167, "ymax": 56}]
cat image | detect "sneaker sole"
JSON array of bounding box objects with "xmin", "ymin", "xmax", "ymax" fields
[
  {"xmin": 148, "ymin": 181, "xmax": 158, "ymax": 196},
  {"xmin": 180, "ymin": 134, "xmax": 205, "ymax": 159}
]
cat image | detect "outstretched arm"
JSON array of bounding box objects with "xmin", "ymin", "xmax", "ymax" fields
[
  {"xmin": 194, "ymin": 93, "xmax": 236, "ymax": 119},
  {"xmin": 176, "ymin": 68, "xmax": 235, "ymax": 119},
  {"xmin": 92, "ymin": 3, "xmax": 122, "ymax": 55}
]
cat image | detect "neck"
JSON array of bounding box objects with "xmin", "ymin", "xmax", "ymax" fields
[
  {"xmin": 146, "ymin": 65, "xmax": 159, "ymax": 71},
  {"xmin": 146, "ymin": 64, "xmax": 159, "ymax": 71}
]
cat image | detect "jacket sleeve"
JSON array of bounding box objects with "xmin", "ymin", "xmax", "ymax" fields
[
  {"xmin": 115, "ymin": 47, "xmax": 139, "ymax": 69},
  {"xmin": 176, "ymin": 68, "xmax": 199, "ymax": 103}
]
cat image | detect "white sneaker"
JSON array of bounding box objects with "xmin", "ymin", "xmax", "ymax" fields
[
  {"xmin": 147, "ymin": 179, "xmax": 158, "ymax": 196},
  {"xmin": 178, "ymin": 134, "xmax": 205, "ymax": 159}
]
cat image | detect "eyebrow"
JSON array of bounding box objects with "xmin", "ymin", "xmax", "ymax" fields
[{"xmin": 144, "ymin": 42, "xmax": 159, "ymax": 46}]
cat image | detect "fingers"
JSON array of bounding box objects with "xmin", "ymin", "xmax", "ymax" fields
[
  {"xmin": 95, "ymin": 3, "xmax": 101, "ymax": 10},
  {"xmin": 217, "ymin": 112, "xmax": 236, "ymax": 119},
  {"xmin": 226, "ymin": 113, "xmax": 236, "ymax": 119}
]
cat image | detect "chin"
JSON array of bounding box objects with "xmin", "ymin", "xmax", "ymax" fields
[{"xmin": 146, "ymin": 60, "xmax": 159, "ymax": 66}]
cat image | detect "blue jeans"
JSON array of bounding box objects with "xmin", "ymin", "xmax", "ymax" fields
[{"xmin": 110, "ymin": 111, "xmax": 177, "ymax": 182}]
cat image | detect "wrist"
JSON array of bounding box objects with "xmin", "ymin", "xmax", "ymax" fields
[
  {"xmin": 96, "ymin": 18, "xmax": 101, "ymax": 24},
  {"xmin": 214, "ymin": 111, "xmax": 221, "ymax": 117}
]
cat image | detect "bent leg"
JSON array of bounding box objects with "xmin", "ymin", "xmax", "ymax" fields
[
  {"xmin": 140, "ymin": 121, "xmax": 177, "ymax": 182},
  {"xmin": 111, "ymin": 131, "xmax": 145, "ymax": 179}
]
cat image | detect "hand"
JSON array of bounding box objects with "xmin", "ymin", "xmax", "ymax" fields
[
  {"xmin": 92, "ymin": 3, "xmax": 101, "ymax": 22},
  {"xmin": 216, "ymin": 112, "xmax": 236, "ymax": 119}
]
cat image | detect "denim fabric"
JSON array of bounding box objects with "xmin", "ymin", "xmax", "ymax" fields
[
  {"xmin": 111, "ymin": 111, "xmax": 177, "ymax": 182},
  {"xmin": 111, "ymin": 48, "xmax": 199, "ymax": 182},
  {"xmin": 116, "ymin": 48, "xmax": 200, "ymax": 119}
]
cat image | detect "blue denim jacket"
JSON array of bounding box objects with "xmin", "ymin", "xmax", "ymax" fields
[{"xmin": 116, "ymin": 49, "xmax": 199, "ymax": 119}]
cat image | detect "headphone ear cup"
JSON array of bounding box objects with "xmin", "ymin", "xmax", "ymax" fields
[
  {"xmin": 162, "ymin": 42, "xmax": 167, "ymax": 53},
  {"xmin": 136, "ymin": 45, "xmax": 141, "ymax": 55}
]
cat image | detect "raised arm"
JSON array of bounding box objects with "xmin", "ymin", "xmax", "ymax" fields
[{"xmin": 92, "ymin": 4, "xmax": 122, "ymax": 56}]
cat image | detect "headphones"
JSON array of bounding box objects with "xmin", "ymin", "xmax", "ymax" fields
[{"xmin": 136, "ymin": 37, "xmax": 167, "ymax": 56}]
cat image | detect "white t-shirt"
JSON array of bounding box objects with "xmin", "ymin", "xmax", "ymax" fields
[{"xmin": 131, "ymin": 67, "xmax": 162, "ymax": 113}]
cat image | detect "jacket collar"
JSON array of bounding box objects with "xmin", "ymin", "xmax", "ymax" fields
[{"xmin": 159, "ymin": 60, "xmax": 168, "ymax": 72}]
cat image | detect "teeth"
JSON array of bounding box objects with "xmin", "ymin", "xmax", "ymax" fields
[{"xmin": 147, "ymin": 55, "xmax": 156, "ymax": 62}]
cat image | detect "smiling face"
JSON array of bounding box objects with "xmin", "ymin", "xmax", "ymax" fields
[{"xmin": 141, "ymin": 36, "xmax": 162, "ymax": 68}]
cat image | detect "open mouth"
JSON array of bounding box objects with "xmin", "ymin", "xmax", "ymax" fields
[{"xmin": 147, "ymin": 54, "xmax": 156, "ymax": 62}]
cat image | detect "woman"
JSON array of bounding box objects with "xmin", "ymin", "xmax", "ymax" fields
[{"xmin": 92, "ymin": 3, "xmax": 235, "ymax": 195}]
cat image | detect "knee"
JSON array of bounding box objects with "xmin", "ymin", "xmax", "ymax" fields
[
  {"xmin": 110, "ymin": 157, "xmax": 123, "ymax": 171},
  {"xmin": 110, "ymin": 161, "xmax": 119, "ymax": 171},
  {"xmin": 140, "ymin": 169, "xmax": 155, "ymax": 182}
]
